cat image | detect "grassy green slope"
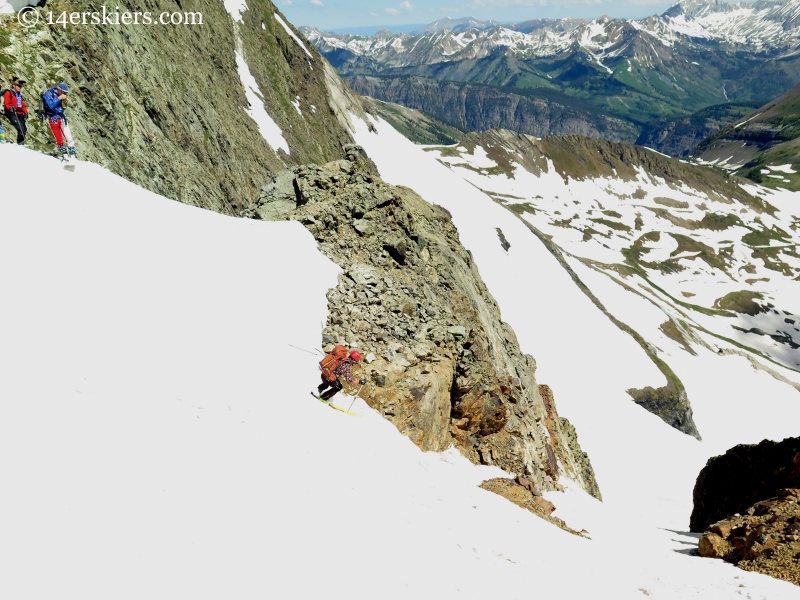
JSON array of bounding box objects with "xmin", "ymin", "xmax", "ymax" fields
[
  {"xmin": 694, "ymin": 84, "xmax": 800, "ymax": 191},
  {"xmin": 364, "ymin": 98, "xmax": 464, "ymax": 145}
]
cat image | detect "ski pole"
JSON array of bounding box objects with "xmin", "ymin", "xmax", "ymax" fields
[
  {"xmin": 346, "ymin": 382, "xmax": 366, "ymax": 414},
  {"xmin": 287, "ymin": 344, "xmax": 323, "ymax": 356}
]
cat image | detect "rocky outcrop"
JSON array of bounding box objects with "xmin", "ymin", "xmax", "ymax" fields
[
  {"xmin": 1, "ymin": 0, "xmax": 367, "ymax": 212},
  {"xmin": 690, "ymin": 437, "xmax": 800, "ymax": 532},
  {"xmin": 244, "ymin": 146, "xmax": 601, "ymax": 499},
  {"xmin": 539, "ymin": 385, "xmax": 602, "ymax": 500},
  {"xmin": 346, "ymin": 75, "xmax": 638, "ymax": 143},
  {"xmin": 697, "ymin": 488, "xmax": 800, "ymax": 587},
  {"xmin": 479, "ymin": 477, "xmax": 586, "ymax": 535}
]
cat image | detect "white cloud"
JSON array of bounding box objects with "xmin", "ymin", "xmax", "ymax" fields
[
  {"xmin": 400, "ymin": 1, "xmax": 413, "ymax": 9},
  {"xmin": 310, "ymin": 0, "xmax": 323, "ymax": 6},
  {"xmin": 385, "ymin": 7, "xmax": 400, "ymax": 14}
]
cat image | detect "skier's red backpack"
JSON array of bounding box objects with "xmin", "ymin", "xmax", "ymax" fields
[{"xmin": 319, "ymin": 345, "xmax": 348, "ymax": 382}]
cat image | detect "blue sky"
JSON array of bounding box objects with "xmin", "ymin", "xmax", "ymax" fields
[{"xmin": 277, "ymin": 0, "xmax": 741, "ymax": 31}]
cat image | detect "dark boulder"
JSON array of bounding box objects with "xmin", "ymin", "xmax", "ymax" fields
[{"xmin": 690, "ymin": 436, "xmax": 800, "ymax": 532}]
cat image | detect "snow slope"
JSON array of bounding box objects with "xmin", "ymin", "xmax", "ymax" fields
[
  {"xmin": 352, "ymin": 116, "xmax": 800, "ymax": 596},
  {"xmin": 424, "ymin": 137, "xmax": 800, "ymax": 371},
  {"xmin": 1, "ymin": 142, "xmax": 799, "ymax": 599}
]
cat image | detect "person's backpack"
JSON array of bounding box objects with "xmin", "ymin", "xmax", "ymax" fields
[
  {"xmin": 36, "ymin": 89, "xmax": 53, "ymax": 120},
  {"xmin": 319, "ymin": 345, "xmax": 348, "ymax": 382}
]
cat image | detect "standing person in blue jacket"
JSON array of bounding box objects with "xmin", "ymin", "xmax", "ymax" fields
[{"xmin": 42, "ymin": 83, "xmax": 76, "ymax": 158}]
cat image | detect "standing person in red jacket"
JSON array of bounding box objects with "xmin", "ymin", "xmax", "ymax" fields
[{"xmin": 2, "ymin": 78, "xmax": 28, "ymax": 145}]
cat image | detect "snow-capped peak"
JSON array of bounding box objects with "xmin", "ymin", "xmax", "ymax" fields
[{"xmin": 305, "ymin": 0, "xmax": 800, "ymax": 67}]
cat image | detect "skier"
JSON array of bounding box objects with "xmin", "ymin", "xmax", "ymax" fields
[
  {"xmin": 317, "ymin": 347, "xmax": 365, "ymax": 402},
  {"xmin": 2, "ymin": 78, "xmax": 29, "ymax": 145},
  {"xmin": 42, "ymin": 83, "xmax": 77, "ymax": 158}
]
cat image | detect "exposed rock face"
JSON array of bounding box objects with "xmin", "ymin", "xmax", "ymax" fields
[
  {"xmin": 539, "ymin": 385, "xmax": 602, "ymax": 500},
  {"xmin": 346, "ymin": 75, "xmax": 638, "ymax": 143},
  {"xmin": 690, "ymin": 436, "xmax": 800, "ymax": 532},
  {"xmin": 479, "ymin": 477, "xmax": 585, "ymax": 535},
  {"xmin": 1, "ymin": 0, "xmax": 367, "ymax": 212},
  {"xmin": 244, "ymin": 146, "xmax": 600, "ymax": 499},
  {"xmin": 628, "ymin": 384, "xmax": 699, "ymax": 440},
  {"xmin": 635, "ymin": 102, "xmax": 759, "ymax": 158},
  {"xmin": 697, "ymin": 488, "xmax": 800, "ymax": 587}
]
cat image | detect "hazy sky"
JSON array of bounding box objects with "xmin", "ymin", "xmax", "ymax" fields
[{"xmin": 277, "ymin": 0, "xmax": 742, "ymax": 31}]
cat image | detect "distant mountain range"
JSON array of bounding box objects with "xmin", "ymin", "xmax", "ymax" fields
[{"xmin": 304, "ymin": 0, "xmax": 800, "ymax": 155}]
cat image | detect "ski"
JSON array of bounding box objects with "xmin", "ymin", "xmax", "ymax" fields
[{"xmin": 310, "ymin": 392, "xmax": 358, "ymax": 417}]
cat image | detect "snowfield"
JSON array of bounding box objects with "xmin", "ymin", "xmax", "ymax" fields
[
  {"xmin": 419, "ymin": 133, "xmax": 800, "ymax": 372},
  {"xmin": 1, "ymin": 139, "xmax": 800, "ymax": 599}
]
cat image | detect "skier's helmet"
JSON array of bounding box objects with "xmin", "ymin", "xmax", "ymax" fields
[{"xmin": 349, "ymin": 350, "xmax": 361, "ymax": 362}]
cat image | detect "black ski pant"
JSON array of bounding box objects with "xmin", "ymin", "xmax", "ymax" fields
[
  {"xmin": 318, "ymin": 375, "xmax": 343, "ymax": 401},
  {"xmin": 6, "ymin": 112, "xmax": 27, "ymax": 144}
]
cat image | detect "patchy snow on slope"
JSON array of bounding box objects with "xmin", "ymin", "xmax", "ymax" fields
[
  {"xmin": 352, "ymin": 113, "xmax": 800, "ymax": 598},
  {"xmin": 275, "ymin": 12, "xmax": 314, "ymax": 58},
  {"xmin": 420, "ymin": 135, "xmax": 800, "ymax": 371},
  {"xmin": 235, "ymin": 53, "xmax": 290, "ymax": 155},
  {"xmin": 222, "ymin": 0, "xmax": 247, "ymax": 21},
  {"xmin": 291, "ymin": 96, "xmax": 302, "ymax": 116}
]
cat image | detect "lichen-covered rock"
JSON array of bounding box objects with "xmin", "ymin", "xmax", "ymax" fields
[
  {"xmin": 1, "ymin": 0, "xmax": 368, "ymax": 212},
  {"xmin": 244, "ymin": 147, "xmax": 601, "ymax": 499}
]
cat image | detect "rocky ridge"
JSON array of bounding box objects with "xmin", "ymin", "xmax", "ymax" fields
[
  {"xmin": 243, "ymin": 145, "xmax": 600, "ymax": 501},
  {"xmin": 347, "ymin": 75, "xmax": 638, "ymax": 143},
  {"xmin": 693, "ymin": 83, "xmax": 800, "ymax": 191},
  {"xmin": 1, "ymin": 0, "xmax": 368, "ymax": 212},
  {"xmin": 479, "ymin": 476, "xmax": 587, "ymax": 536}
]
